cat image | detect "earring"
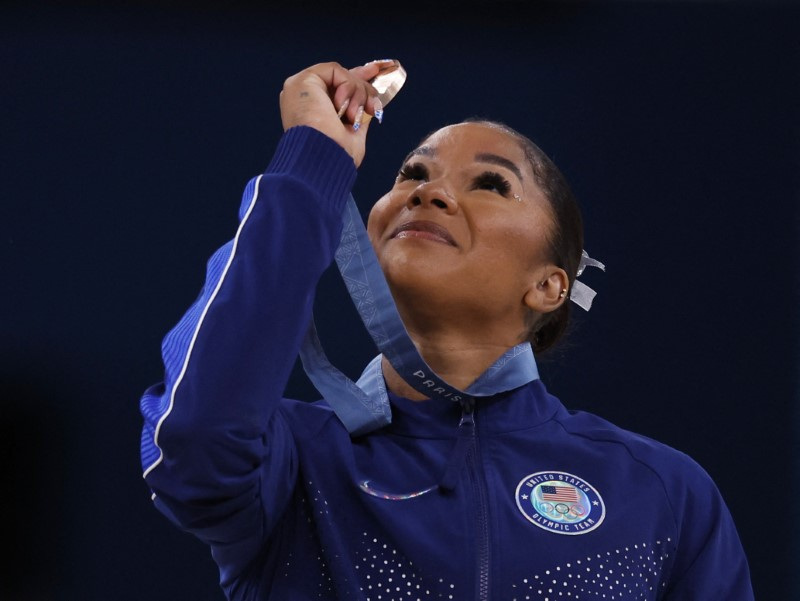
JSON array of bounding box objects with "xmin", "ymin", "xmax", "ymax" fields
[
  {"xmin": 559, "ymin": 288, "xmax": 567, "ymax": 299},
  {"xmin": 513, "ymin": 194, "xmax": 522, "ymax": 203}
]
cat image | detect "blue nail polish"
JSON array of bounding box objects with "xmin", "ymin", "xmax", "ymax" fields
[
  {"xmin": 374, "ymin": 109, "xmax": 384, "ymax": 124},
  {"xmin": 352, "ymin": 105, "xmax": 365, "ymax": 131}
]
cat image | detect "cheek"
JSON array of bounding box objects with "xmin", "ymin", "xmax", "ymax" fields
[
  {"xmin": 366, "ymin": 193, "xmax": 397, "ymax": 243},
  {"xmin": 477, "ymin": 211, "xmax": 552, "ymax": 266}
]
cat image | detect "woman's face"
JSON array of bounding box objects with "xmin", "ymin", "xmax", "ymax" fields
[{"xmin": 367, "ymin": 122, "xmax": 558, "ymax": 328}]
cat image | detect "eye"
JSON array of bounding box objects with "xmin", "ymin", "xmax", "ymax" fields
[
  {"xmin": 473, "ymin": 171, "xmax": 512, "ymax": 197},
  {"xmin": 396, "ymin": 162, "xmax": 429, "ymax": 182}
]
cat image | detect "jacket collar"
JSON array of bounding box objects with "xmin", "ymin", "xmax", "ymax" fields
[{"xmin": 385, "ymin": 379, "xmax": 565, "ymax": 438}]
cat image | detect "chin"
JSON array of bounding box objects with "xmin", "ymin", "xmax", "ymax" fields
[{"xmin": 382, "ymin": 256, "xmax": 460, "ymax": 299}]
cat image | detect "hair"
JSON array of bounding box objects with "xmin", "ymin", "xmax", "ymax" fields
[{"xmin": 445, "ymin": 118, "xmax": 585, "ymax": 353}]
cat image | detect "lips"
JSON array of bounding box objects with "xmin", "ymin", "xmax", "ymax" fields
[{"xmin": 390, "ymin": 220, "xmax": 457, "ymax": 246}]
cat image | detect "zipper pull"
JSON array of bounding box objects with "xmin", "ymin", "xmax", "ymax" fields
[{"xmin": 439, "ymin": 399, "xmax": 476, "ymax": 492}]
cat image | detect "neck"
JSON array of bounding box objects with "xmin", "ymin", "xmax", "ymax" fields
[
  {"xmin": 380, "ymin": 284, "xmax": 532, "ymax": 400},
  {"xmin": 381, "ymin": 328, "xmax": 524, "ymax": 401}
]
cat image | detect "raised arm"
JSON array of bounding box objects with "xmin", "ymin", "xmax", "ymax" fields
[{"xmin": 139, "ymin": 61, "xmax": 383, "ymax": 563}]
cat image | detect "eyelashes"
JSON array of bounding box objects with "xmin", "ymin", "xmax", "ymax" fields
[
  {"xmin": 397, "ymin": 162, "xmax": 428, "ymax": 182},
  {"xmin": 396, "ymin": 162, "xmax": 513, "ymax": 198},
  {"xmin": 473, "ymin": 171, "xmax": 511, "ymax": 196}
]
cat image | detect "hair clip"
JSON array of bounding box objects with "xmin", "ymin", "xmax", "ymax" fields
[{"xmin": 569, "ymin": 250, "xmax": 605, "ymax": 311}]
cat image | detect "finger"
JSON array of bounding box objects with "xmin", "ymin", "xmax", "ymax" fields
[
  {"xmin": 336, "ymin": 98, "xmax": 350, "ymax": 118},
  {"xmin": 348, "ymin": 60, "xmax": 388, "ymax": 81},
  {"xmin": 365, "ymin": 95, "xmax": 383, "ymax": 124},
  {"xmin": 333, "ymin": 82, "xmax": 356, "ymax": 118},
  {"xmin": 334, "ymin": 80, "xmax": 377, "ymax": 125},
  {"xmin": 351, "ymin": 105, "xmax": 364, "ymax": 131},
  {"xmin": 354, "ymin": 108, "xmax": 373, "ymax": 137}
]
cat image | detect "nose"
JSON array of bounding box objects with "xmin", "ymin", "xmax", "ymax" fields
[{"xmin": 406, "ymin": 180, "xmax": 458, "ymax": 214}]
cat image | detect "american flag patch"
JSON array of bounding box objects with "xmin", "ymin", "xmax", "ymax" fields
[{"xmin": 541, "ymin": 485, "xmax": 579, "ymax": 503}]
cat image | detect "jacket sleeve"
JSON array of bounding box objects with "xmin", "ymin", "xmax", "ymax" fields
[
  {"xmin": 138, "ymin": 126, "xmax": 357, "ymax": 571},
  {"xmin": 662, "ymin": 458, "xmax": 754, "ymax": 600}
]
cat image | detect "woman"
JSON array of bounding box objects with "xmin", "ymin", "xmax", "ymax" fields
[{"xmin": 139, "ymin": 61, "xmax": 753, "ymax": 600}]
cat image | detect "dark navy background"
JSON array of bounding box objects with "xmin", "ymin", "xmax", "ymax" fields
[{"xmin": 2, "ymin": 1, "xmax": 797, "ymax": 599}]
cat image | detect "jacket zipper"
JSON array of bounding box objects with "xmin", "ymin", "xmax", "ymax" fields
[
  {"xmin": 465, "ymin": 404, "xmax": 491, "ymax": 601},
  {"xmin": 456, "ymin": 401, "xmax": 490, "ymax": 601},
  {"xmin": 438, "ymin": 401, "xmax": 491, "ymax": 599}
]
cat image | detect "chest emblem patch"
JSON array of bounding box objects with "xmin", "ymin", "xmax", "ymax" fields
[{"xmin": 515, "ymin": 471, "xmax": 605, "ymax": 535}]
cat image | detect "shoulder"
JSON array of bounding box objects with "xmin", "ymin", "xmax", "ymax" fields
[
  {"xmin": 554, "ymin": 407, "xmax": 752, "ymax": 584},
  {"xmin": 549, "ymin": 413, "xmax": 754, "ymax": 598},
  {"xmin": 554, "ymin": 408, "xmax": 722, "ymax": 508},
  {"xmin": 276, "ymin": 396, "xmax": 343, "ymax": 439}
]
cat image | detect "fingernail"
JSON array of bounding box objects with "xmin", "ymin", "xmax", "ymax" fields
[
  {"xmin": 365, "ymin": 59, "xmax": 395, "ymax": 66},
  {"xmin": 373, "ymin": 98, "xmax": 384, "ymax": 124},
  {"xmin": 337, "ymin": 98, "xmax": 350, "ymax": 119},
  {"xmin": 353, "ymin": 105, "xmax": 364, "ymax": 131}
]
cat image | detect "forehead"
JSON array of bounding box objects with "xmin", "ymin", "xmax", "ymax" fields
[{"xmin": 416, "ymin": 123, "xmax": 527, "ymax": 165}]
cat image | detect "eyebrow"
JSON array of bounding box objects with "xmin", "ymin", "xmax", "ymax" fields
[
  {"xmin": 403, "ymin": 146, "xmax": 434, "ymax": 162},
  {"xmin": 474, "ymin": 153, "xmax": 524, "ymax": 182}
]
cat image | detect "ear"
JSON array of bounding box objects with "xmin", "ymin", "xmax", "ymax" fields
[{"xmin": 523, "ymin": 266, "xmax": 569, "ymax": 314}]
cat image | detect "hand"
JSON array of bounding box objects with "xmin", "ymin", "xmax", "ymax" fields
[{"xmin": 279, "ymin": 61, "xmax": 386, "ymax": 167}]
